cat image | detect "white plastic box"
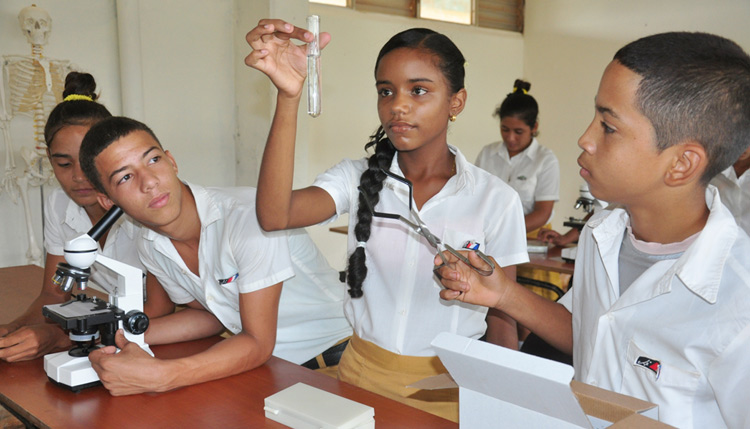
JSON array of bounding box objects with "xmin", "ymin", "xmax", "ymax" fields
[{"xmin": 264, "ymin": 382, "xmax": 375, "ymax": 429}]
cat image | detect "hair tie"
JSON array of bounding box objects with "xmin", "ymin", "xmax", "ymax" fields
[
  {"xmin": 357, "ymin": 241, "xmax": 367, "ymax": 249},
  {"xmin": 512, "ymin": 87, "xmax": 528, "ymax": 95},
  {"xmin": 63, "ymin": 94, "xmax": 93, "ymax": 102}
]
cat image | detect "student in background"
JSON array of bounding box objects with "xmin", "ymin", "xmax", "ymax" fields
[
  {"xmin": 245, "ymin": 20, "xmax": 527, "ymax": 421},
  {"xmin": 476, "ymin": 81, "xmax": 563, "ymax": 313},
  {"xmin": 436, "ymin": 32, "xmax": 750, "ymax": 428},
  {"xmin": 710, "ymin": 145, "xmax": 750, "ymax": 234},
  {"xmin": 78, "ymin": 117, "xmax": 352, "ymax": 395},
  {"xmin": 0, "ymin": 72, "xmax": 144, "ymax": 362},
  {"xmin": 475, "ymin": 80, "xmax": 560, "ymax": 235}
]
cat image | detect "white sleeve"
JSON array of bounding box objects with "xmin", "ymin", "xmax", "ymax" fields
[
  {"xmin": 534, "ymin": 151, "xmax": 560, "ymax": 202},
  {"xmin": 43, "ymin": 190, "xmax": 66, "ymax": 256},
  {"xmin": 311, "ymin": 158, "xmax": 365, "ymax": 223},
  {"xmin": 228, "ymin": 204, "xmax": 295, "ymax": 294}
]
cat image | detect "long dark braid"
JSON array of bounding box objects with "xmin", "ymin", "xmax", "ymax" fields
[
  {"xmin": 346, "ymin": 127, "xmax": 395, "ymax": 298},
  {"xmin": 345, "ymin": 28, "xmax": 465, "ymax": 298}
]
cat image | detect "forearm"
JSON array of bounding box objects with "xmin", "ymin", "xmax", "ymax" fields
[
  {"xmin": 524, "ymin": 201, "xmax": 554, "ymax": 233},
  {"xmin": 145, "ymin": 308, "xmax": 225, "ymax": 346},
  {"xmin": 256, "ymin": 93, "xmax": 302, "ymax": 230},
  {"xmin": 155, "ymin": 332, "xmax": 273, "ymax": 391},
  {"xmin": 500, "ymin": 284, "xmax": 572, "ymax": 355},
  {"xmin": 485, "ymin": 308, "xmax": 518, "ymax": 350}
]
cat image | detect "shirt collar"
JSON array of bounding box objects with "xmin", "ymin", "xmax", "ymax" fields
[
  {"xmin": 497, "ymin": 137, "xmax": 540, "ymax": 161},
  {"xmin": 385, "ymin": 144, "xmax": 475, "ymax": 200},
  {"xmin": 589, "ymin": 186, "xmax": 735, "ymax": 304}
]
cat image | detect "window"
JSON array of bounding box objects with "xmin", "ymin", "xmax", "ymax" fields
[{"xmin": 309, "ymin": 0, "xmax": 524, "ymax": 33}]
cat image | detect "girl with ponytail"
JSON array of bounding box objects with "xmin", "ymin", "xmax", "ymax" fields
[
  {"xmin": 0, "ymin": 72, "xmax": 143, "ymax": 362},
  {"xmin": 247, "ymin": 20, "xmax": 528, "ymax": 421}
]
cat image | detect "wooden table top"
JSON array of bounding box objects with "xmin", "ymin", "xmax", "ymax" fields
[
  {"xmin": 0, "ymin": 265, "xmax": 456, "ymax": 428},
  {"xmin": 523, "ymin": 245, "xmax": 576, "ymax": 276}
]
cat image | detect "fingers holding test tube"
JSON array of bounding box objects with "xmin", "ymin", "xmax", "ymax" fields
[
  {"xmin": 245, "ymin": 19, "xmax": 331, "ymax": 99},
  {"xmin": 435, "ymin": 250, "xmax": 512, "ymax": 310}
]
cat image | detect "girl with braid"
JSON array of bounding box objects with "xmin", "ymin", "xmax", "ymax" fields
[{"xmin": 246, "ymin": 20, "xmax": 528, "ymax": 421}]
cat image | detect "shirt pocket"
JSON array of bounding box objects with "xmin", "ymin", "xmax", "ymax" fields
[
  {"xmin": 438, "ymin": 228, "xmax": 489, "ymax": 289},
  {"xmin": 623, "ymin": 339, "xmax": 701, "ymax": 410}
]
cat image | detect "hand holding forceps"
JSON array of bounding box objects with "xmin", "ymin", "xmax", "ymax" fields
[{"xmin": 358, "ymin": 169, "xmax": 495, "ymax": 276}]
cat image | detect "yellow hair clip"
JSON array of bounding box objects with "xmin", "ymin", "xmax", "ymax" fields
[
  {"xmin": 63, "ymin": 94, "xmax": 93, "ymax": 102},
  {"xmin": 512, "ymin": 87, "xmax": 528, "ymax": 95}
]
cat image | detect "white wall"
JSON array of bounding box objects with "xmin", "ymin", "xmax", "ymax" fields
[
  {"xmin": 3, "ymin": 0, "xmax": 749, "ymax": 270},
  {"xmin": 523, "ymin": 0, "xmax": 750, "ymax": 230}
]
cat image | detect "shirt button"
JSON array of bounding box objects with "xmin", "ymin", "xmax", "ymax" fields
[
  {"xmin": 207, "ymin": 295, "xmax": 214, "ymax": 302},
  {"xmin": 589, "ymin": 380, "xmax": 598, "ymax": 386},
  {"xmin": 607, "ymin": 314, "xmax": 614, "ymax": 321}
]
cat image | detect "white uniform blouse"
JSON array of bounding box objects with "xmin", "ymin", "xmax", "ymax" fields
[
  {"xmin": 43, "ymin": 187, "xmax": 143, "ymax": 290},
  {"xmin": 475, "ymin": 138, "xmax": 560, "ymax": 218},
  {"xmin": 559, "ymin": 186, "xmax": 750, "ymax": 428},
  {"xmin": 136, "ymin": 183, "xmax": 352, "ymax": 364},
  {"xmin": 313, "ymin": 145, "xmax": 528, "ymax": 356}
]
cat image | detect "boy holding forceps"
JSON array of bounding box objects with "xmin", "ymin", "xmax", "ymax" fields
[{"xmin": 436, "ymin": 31, "xmax": 750, "ymax": 428}]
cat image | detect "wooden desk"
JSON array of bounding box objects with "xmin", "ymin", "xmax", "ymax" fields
[
  {"xmin": 522, "ymin": 245, "xmax": 575, "ymax": 276},
  {"xmin": 0, "ymin": 265, "xmax": 455, "ymax": 428}
]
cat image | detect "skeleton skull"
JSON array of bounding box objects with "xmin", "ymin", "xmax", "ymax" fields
[{"xmin": 18, "ymin": 4, "xmax": 52, "ymax": 46}]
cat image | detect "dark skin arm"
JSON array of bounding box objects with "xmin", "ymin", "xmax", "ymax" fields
[
  {"xmin": 436, "ymin": 251, "xmax": 572, "ymax": 354},
  {"xmin": 0, "ymin": 253, "xmax": 72, "ymax": 362}
]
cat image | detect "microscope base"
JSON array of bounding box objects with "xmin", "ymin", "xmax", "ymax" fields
[{"xmin": 43, "ymin": 350, "xmax": 101, "ymax": 392}]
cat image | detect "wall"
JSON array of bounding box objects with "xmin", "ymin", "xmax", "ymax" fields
[
  {"xmin": 523, "ymin": 0, "xmax": 750, "ymax": 230},
  {"xmin": 0, "ymin": 0, "xmax": 120, "ymax": 267},
  {"xmin": 4, "ymin": 0, "xmax": 747, "ymax": 270}
]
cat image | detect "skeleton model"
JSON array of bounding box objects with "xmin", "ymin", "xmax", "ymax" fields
[{"xmin": 1, "ymin": 4, "xmax": 72, "ymax": 265}]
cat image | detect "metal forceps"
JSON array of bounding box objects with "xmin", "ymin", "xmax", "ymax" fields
[{"xmin": 358, "ymin": 169, "xmax": 495, "ymax": 276}]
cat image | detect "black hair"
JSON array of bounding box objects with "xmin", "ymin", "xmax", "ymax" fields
[
  {"xmin": 345, "ymin": 28, "xmax": 466, "ymax": 298},
  {"xmin": 79, "ymin": 116, "xmax": 162, "ymax": 194},
  {"xmin": 44, "ymin": 72, "xmax": 112, "ymax": 148},
  {"xmin": 494, "ymin": 79, "xmax": 538, "ymax": 129},
  {"xmin": 614, "ymin": 32, "xmax": 750, "ymax": 184}
]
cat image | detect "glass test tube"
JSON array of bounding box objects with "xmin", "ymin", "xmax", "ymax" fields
[{"xmin": 307, "ymin": 15, "xmax": 321, "ymax": 118}]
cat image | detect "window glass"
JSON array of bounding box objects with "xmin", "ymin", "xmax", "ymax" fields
[{"xmin": 420, "ymin": 0, "xmax": 471, "ymax": 25}]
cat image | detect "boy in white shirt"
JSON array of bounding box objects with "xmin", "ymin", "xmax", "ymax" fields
[
  {"xmin": 78, "ymin": 116, "xmax": 351, "ymax": 395},
  {"xmin": 436, "ymin": 32, "xmax": 750, "ymax": 428}
]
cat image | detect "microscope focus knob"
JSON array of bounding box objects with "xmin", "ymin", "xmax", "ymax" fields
[{"xmin": 123, "ymin": 310, "xmax": 150, "ymax": 335}]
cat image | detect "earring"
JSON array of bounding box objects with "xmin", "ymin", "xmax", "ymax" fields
[{"xmin": 449, "ymin": 114, "xmax": 457, "ymax": 122}]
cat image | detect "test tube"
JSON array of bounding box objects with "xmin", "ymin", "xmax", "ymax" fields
[{"xmin": 307, "ymin": 15, "xmax": 321, "ymax": 118}]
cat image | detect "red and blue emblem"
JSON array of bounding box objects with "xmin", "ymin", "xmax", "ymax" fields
[
  {"xmin": 462, "ymin": 240, "xmax": 481, "ymax": 251},
  {"xmin": 218, "ymin": 273, "xmax": 239, "ymax": 285}
]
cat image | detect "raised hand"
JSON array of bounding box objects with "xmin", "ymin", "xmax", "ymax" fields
[{"xmin": 244, "ymin": 19, "xmax": 331, "ymax": 98}]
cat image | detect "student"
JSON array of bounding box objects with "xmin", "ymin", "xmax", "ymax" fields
[
  {"xmin": 0, "ymin": 72, "xmax": 143, "ymax": 362},
  {"xmin": 78, "ymin": 116, "xmax": 352, "ymax": 395},
  {"xmin": 436, "ymin": 32, "xmax": 750, "ymax": 428},
  {"xmin": 245, "ymin": 20, "xmax": 527, "ymax": 420},
  {"xmin": 475, "ymin": 80, "xmax": 560, "ymax": 234},
  {"xmin": 710, "ymin": 145, "xmax": 750, "ymax": 234}
]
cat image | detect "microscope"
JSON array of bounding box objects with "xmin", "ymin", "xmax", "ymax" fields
[
  {"xmin": 560, "ymin": 184, "xmax": 600, "ymax": 263},
  {"xmin": 563, "ymin": 184, "xmax": 597, "ymax": 231},
  {"xmin": 42, "ymin": 206, "xmax": 152, "ymax": 391}
]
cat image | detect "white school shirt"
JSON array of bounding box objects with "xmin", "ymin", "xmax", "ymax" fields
[
  {"xmin": 475, "ymin": 138, "xmax": 560, "ymax": 218},
  {"xmin": 313, "ymin": 145, "xmax": 528, "ymax": 356},
  {"xmin": 710, "ymin": 166, "xmax": 750, "ymax": 234},
  {"xmin": 558, "ymin": 186, "xmax": 750, "ymax": 429},
  {"xmin": 43, "ymin": 187, "xmax": 143, "ymax": 290},
  {"xmin": 136, "ymin": 183, "xmax": 351, "ymax": 364}
]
